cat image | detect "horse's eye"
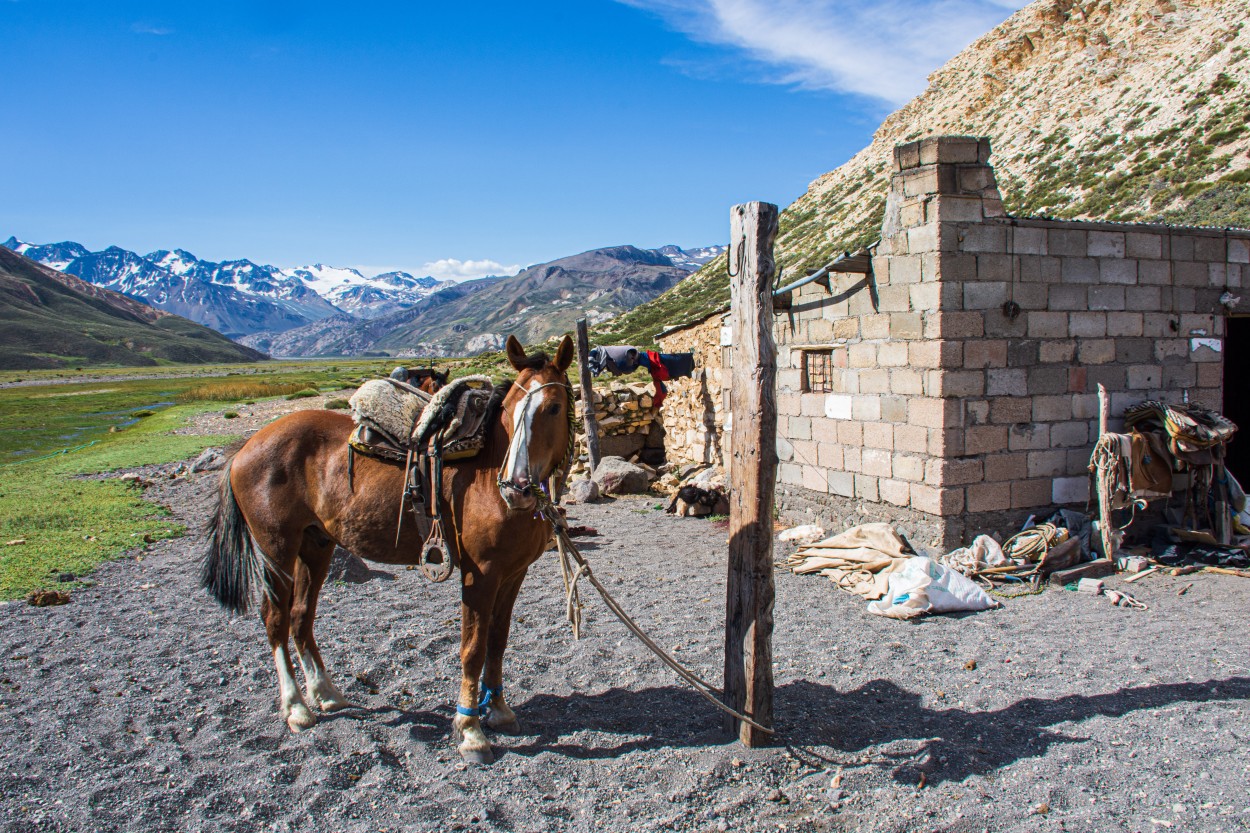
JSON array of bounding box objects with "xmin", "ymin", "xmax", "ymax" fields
[{"xmin": 547, "ymin": 403, "xmax": 561, "ymax": 416}]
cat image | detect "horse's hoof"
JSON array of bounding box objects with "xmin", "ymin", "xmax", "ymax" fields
[
  {"xmin": 285, "ymin": 703, "xmax": 317, "ymax": 733},
  {"xmin": 486, "ymin": 716, "xmax": 521, "ymax": 735},
  {"xmin": 458, "ymin": 744, "xmax": 495, "ymax": 765},
  {"xmin": 318, "ymin": 696, "xmax": 355, "ymax": 713}
]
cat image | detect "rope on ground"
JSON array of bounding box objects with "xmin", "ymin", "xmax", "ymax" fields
[
  {"xmin": 538, "ymin": 499, "xmax": 774, "ymax": 735},
  {"xmin": 0, "ymin": 440, "xmax": 98, "ymax": 467}
]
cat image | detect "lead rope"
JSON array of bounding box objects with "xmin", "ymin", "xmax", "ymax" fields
[{"xmin": 533, "ymin": 493, "xmax": 774, "ymax": 735}]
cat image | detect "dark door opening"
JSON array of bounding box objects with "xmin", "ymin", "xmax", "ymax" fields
[{"xmin": 1223, "ymin": 317, "xmax": 1250, "ymax": 479}]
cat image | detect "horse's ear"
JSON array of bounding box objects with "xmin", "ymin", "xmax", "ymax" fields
[
  {"xmin": 554, "ymin": 335, "xmax": 574, "ymax": 373},
  {"xmin": 505, "ymin": 335, "xmax": 528, "ymax": 371}
]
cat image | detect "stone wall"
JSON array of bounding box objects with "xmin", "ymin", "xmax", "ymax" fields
[
  {"xmin": 654, "ymin": 312, "xmax": 728, "ymax": 468},
  {"xmin": 569, "ymin": 381, "xmax": 662, "ymax": 478}
]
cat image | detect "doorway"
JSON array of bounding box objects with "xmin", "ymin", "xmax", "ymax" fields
[{"xmin": 1223, "ymin": 316, "xmax": 1250, "ymax": 479}]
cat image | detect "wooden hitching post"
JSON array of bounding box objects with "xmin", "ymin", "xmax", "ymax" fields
[
  {"xmin": 723, "ymin": 201, "xmax": 778, "ymax": 746},
  {"xmin": 575, "ymin": 318, "xmax": 602, "ymax": 474}
]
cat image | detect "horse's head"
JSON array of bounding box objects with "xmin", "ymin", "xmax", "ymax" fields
[
  {"xmin": 498, "ymin": 334, "xmax": 575, "ymax": 514},
  {"xmin": 413, "ymin": 368, "xmax": 447, "ymax": 394}
]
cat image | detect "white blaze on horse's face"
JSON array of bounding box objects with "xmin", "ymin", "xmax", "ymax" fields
[{"xmin": 500, "ymin": 380, "xmax": 546, "ymax": 510}]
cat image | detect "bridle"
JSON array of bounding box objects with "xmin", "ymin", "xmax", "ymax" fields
[{"xmin": 495, "ymin": 375, "xmax": 576, "ymax": 500}]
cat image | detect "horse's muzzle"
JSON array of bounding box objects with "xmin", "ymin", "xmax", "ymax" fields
[{"xmin": 499, "ymin": 482, "xmax": 537, "ymax": 513}]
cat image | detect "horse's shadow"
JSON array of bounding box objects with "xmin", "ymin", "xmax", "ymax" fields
[{"xmin": 367, "ymin": 675, "xmax": 1250, "ymax": 783}]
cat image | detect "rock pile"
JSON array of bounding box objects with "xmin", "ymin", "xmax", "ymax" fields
[{"xmin": 569, "ymin": 382, "xmax": 663, "ymax": 478}]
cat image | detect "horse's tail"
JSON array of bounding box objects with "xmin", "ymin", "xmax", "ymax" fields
[{"xmin": 200, "ymin": 459, "xmax": 267, "ymax": 614}]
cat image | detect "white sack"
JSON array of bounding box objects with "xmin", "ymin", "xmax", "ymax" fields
[
  {"xmin": 867, "ymin": 557, "xmax": 1000, "ymax": 620},
  {"xmin": 938, "ymin": 534, "xmax": 1006, "ymax": 576}
]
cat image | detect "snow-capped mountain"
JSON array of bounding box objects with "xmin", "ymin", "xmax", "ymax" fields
[
  {"xmin": 653, "ymin": 244, "xmax": 727, "ymax": 271},
  {"xmin": 2, "ymin": 237, "xmax": 90, "ymax": 271},
  {"xmin": 280, "ymin": 264, "xmax": 454, "ymax": 318}
]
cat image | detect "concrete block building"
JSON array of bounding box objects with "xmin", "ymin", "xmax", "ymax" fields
[{"xmin": 656, "ymin": 136, "xmax": 1250, "ymax": 549}]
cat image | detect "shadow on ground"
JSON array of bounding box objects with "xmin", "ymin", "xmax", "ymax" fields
[{"xmin": 370, "ymin": 675, "xmax": 1250, "ymax": 780}]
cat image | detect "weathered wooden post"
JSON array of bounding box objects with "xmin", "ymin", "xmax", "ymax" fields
[
  {"xmin": 575, "ymin": 318, "xmax": 602, "ymax": 474},
  {"xmin": 723, "ymin": 201, "xmax": 778, "ymax": 746}
]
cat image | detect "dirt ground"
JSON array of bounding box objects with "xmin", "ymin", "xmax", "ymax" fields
[{"xmin": 3, "ymin": 412, "xmax": 1250, "ymax": 832}]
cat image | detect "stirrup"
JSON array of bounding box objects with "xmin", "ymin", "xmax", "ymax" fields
[{"xmin": 420, "ymin": 518, "xmax": 454, "ymax": 583}]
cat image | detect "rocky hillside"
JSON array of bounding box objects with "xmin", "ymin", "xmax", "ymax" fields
[
  {"xmin": 601, "ymin": 0, "xmax": 1250, "ymax": 345},
  {"xmin": 0, "ymin": 247, "xmax": 267, "ymax": 369},
  {"xmin": 248, "ymin": 245, "xmax": 723, "ymax": 357}
]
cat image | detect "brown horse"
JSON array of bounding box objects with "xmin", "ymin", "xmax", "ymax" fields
[
  {"xmin": 202, "ymin": 335, "xmax": 575, "ymax": 763},
  {"xmin": 391, "ymin": 366, "xmax": 449, "ymax": 394}
]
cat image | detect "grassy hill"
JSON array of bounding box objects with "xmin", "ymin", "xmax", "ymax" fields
[
  {"xmin": 598, "ymin": 0, "xmax": 1250, "ymax": 346},
  {"xmin": 0, "ymin": 247, "xmax": 267, "ymax": 369}
]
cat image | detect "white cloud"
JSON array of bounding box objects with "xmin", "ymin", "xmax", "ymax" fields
[
  {"xmin": 421, "ymin": 258, "xmax": 521, "ymax": 282},
  {"xmin": 618, "ymin": 0, "xmax": 1029, "ymax": 105},
  {"xmin": 131, "ymin": 22, "xmax": 174, "ymax": 35}
]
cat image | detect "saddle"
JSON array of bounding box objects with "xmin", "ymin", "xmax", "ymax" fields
[
  {"xmin": 347, "ymin": 375, "xmax": 497, "ymax": 581},
  {"xmin": 1123, "ymin": 400, "xmax": 1237, "ymax": 466}
]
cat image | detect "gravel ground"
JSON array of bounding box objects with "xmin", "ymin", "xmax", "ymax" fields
[{"xmin": 2, "ymin": 424, "xmax": 1250, "ymax": 832}]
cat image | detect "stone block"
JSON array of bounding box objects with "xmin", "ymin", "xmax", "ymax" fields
[
  {"xmin": 909, "ymin": 397, "xmax": 948, "ymax": 428},
  {"xmin": 1039, "ymin": 340, "xmax": 1076, "ymax": 363},
  {"xmin": 855, "ymin": 474, "xmax": 880, "ymax": 502},
  {"xmin": 1069, "ymin": 367, "xmax": 1087, "ymax": 394},
  {"xmin": 1117, "ymin": 338, "xmax": 1155, "ymax": 364},
  {"xmin": 1163, "ymin": 364, "xmax": 1196, "ymax": 389},
  {"xmin": 863, "ymin": 422, "xmax": 894, "ymax": 450},
  {"xmin": 1020, "ymin": 256, "xmax": 1061, "ymax": 283},
  {"xmin": 1100, "ymin": 259, "xmax": 1138, "ymax": 285},
  {"xmin": 1048, "ymin": 284, "xmax": 1088, "ymax": 311},
  {"xmin": 1011, "ymin": 282, "xmax": 1049, "ymax": 310},
  {"xmin": 876, "ymin": 342, "xmax": 909, "ymax": 368},
  {"xmin": 788, "ymin": 416, "xmax": 812, "ymax": 441},
  {"xmin": 862, "ymin": 448, "xmax": 893, "ymax": 478},
  {"xmin": 960, "ymin": 224, "xmax": 1008, "ymax": 253},
  {"xmin": 909, "ymin": 340, "xmax": 963, "ymax": 368},
  {"xmin": 1050, "ymin": 420, "xmax": 1090, "ymax": 448},
  {"xmin": 1078, "ymin": 340, "xmax": 1116, "ymax": 364},
  {"xmin": 910, "ymin": 483, "xmax": 964, "ymax": 516},
  {"xmin": 907, "ymin": 224, "xmax": 939, "ymax": 253},
  {"xmin": 1011, "ymin": 226, "xmax": 1047, "ymax": 255},
  {"xmin": 838, "ymin": 420, "xmax": 863, "ymax": 446},
  {"xmin": 1197, "ymin": 363, "xmax": 1222, "ymax": 387},
  {"xmin": 1174, "ymin": 261, "xmax": 1207, "ymax": 287},
  {"xmin": 986, "ymin": 368, "xmax": 1027, "ymax": 396},
  {"xmin": 849, "ymin": 343, "xmax": 877, "ymax": 368},
  {"xmin": 1061, "ymin": 257, "xmax": 1100, "ymax": 284},
  {"xmin": 861, "ymin": 314, "xmax": 891, "ymax": 339},
  {"xmin": 976, "ymin": 254, "xmax": 1012, "ymax": 282},
  {"xmin": 934, "ymin": 253, "xmax": 976, "ymax": 282},
  {"xmin": 824, "ymin": 394, "xmax": 853, "ymax": 420},
  {"xmin": 1189, "ymin": 338, "xmax": 1222, "ymax": 363},
  {"xmin": 1088, "ymin": 285, "xmax": 1126, "ymax": 311},
  {"xmin": 1069, "ymin": 311, "xmax": 1107, "ymax": 337},
  {"xmin": 929, "ymin": 427, "xmax": 964, "ymax": 457},
  {"xmin": 876, "ymin": 285, "xmax": 910, "ymax": 312},
  {"xmin": 1086, "ymin": 365, "xmax": 1126, "ymax": 391},
  {"xmin": 938, "ymin": 196, "xmax": 985, "ymax": 223},
  {"xmin": 812, "ymin": 418, "xmax": 839, "ymax": 443},
  {"xmin": 908, "ymin": 283, "xmax": 941, "ymax": 312},
  {"xmin": 832, "ymin": 317, "xmax": 859, "ymax": 340},
  {"xmin": 893, "ymin": 453, "xmax": 925, "ymax": 482},
  {"xmin": 802, "ymin": 465, "xmax": 830, "ymax": 494},
  {"xmin": 984, "ymin": 309, "xmax": 1028, "ymax": 338},
  {"xmin": 966, "ymin": 482, "xmax": 1012, "ymax": 512},
  {"xmin": 1126, "ymin": 365, "xmax": 1163, "ymax": 390},
  {"xmin": 1138, "ymin": 260, "xmax": 1171, "ymax": 285},
  {"xmin": 890, "ymin": 312, "xmax": 924, "ymax": 339},
  {"xmin": 1229, "ymin": 237, "xmax": 1250, "ymax": 264},
  {"xmin": 1106, "ymin": 312, "xmax": 1144, "ymax": 337},
  {"xmin": 920, "ymin": 136, "xmax": 981, "ymax": 164},
  {"xmin": 777, "ymin": 462, "xmax": 802, "ymax": 486},
  {"xmin": 963, "ymin": 339, "xmax": 1008, "ymax": 369},
  {"xmin": 1088, "ymin": 231, "xmax": 1126, "ymax": 258},
  {"xmin": 984, "ymin": 452, "xmax": 1028, "ymax": 481},
  {"xmin": 1009, "ymin": 423, "xmax": 1050, "ymax": 451},
  {"xmin": 890, "ymin": 255, "xmax": 923, "ymax": 284},
  {"xmin": 860, "ymin": 368, "xmax": 891, "ymax": 394},
  {"xmin": 925, "ymin": 457, "xmax": 983, "ymax": 487},
  {"xmin": 965, "ymin": 424, "xmax": 1008, "ymax": 454},
  {"xmin": 894, "ymin": 141, "xmax": 921, "ymax": 171},
  {"xmin": 817, "ymin": 442, "xmax": 843, "ymax": 469},
  {"xmin": 964, "ymin": 281, "xmax": 1008, "ymax": 310},
  {"xmin": 1209, "ymin": 263, "xmax": 1228, "ymax": 287},
  {"xmin": 894, "ymin": 424, "xmax": 929, "ymax": 454},
  {"xmin": 990, "ymin": 397, "xmax": 1033, "ymax": 424},
  {"xmin": 1048, "ymin": 228, "xmax": 1087, "ymax": 257},
  {"xmin": 1027, "ymin": 449, "xmax": 1068, "ymax": 478},
  {"xmin": 1125, "ymin": 232, "xmax": 1162, "ymax": 259},
  {"xmin": 843, "ymin": 446, "xmax": 861, "ymax": 473},
  {"xmin": 1007, "ymin": 339, "xmax": 1039, "ymax": 367},
  {"xmin": 1028, "ymin": 366, "xmax": 1068, "ymax": 396},
  {"xmin": 890, "ymin": 369, "xmax": 925, "ymax": 396},
  {"xmin": 1125, "ymin": 285, "xmax": 1162, "ymax": 311},
  {"xmin": 853, "ymin": 396, "xmax": 882, "ymax": 421},
  {"xmin": 828, "ymin": 470, "xmax": 855, "ymax": 498},
  {"xmin": 935, "ymin": 370, "xmax": 986, "ymax": 398},
  {"xmin": 800, "ymin": 394, "xmax": 827, "ymax": 417},
  {"xmin": 1195, "ymin": 235, "xmax": 1225, "ymax": 261},
  {"xmin": 1052, "ymin": 476, "xmax": 1090, "ymax": 504},
  {"xmin": 927, "ymin": 312, "xmax": 985, "ymax": 339},
  {"xmin": 879, "ymin": 478, "xmax": 911, "ymax": 507},
  {"xmin": 1027, "ymin": 311, "xmax": 1068, "ymax": 338},
  {"xmin": 1011, "ymin": 479, "xmax": 1053, "ymax": 510},
  {"xmin": 1033, "ymin": 395, "xmax": 1073, "ymax": 422}
]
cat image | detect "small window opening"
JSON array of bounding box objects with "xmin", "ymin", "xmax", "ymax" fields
[{"xmin": 802, "ymin": 349, "xmax": 834, "ymax": 393}]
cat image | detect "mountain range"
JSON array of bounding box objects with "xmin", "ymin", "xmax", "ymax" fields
[
  {"xmin": 241, "ymin": 244, "xmax": 724, "ymax": 357},
  {"xmin": 4, "ymin": 236, "xmax": 723, "ymax": 355},
  {"xmin": 600, "ymin": 0, "xmax": 1250, "ymax": 346},
  {"xmin": 0, "ymin": 246, "xmax": 265, "ymax": 369}
]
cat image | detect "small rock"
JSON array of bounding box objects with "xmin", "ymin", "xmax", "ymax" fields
[
  {"xmin": 57, "ymin": 572, "xmax": 76, "ymax": 583},
  {"xmin": 5, "ymin": 538, "xmax": 26, "ymax": 546},
  {"xmin": 591, "ymin": 456, "xmax": 651, "ymax": 495},
  {"xmin": 1033, "ymin": 802, "xmax": 1050, "ymax": 815},
  {"xmin": 191, "ymin": 448, "xmax": 226, "ymax": 473},
  {"xmin": 566, "ymin": 479, "xmax": 600, "ymax": 504},
  {"xmin": 26, "ymin": 589, "xmax": 70, "ymax": 607}
]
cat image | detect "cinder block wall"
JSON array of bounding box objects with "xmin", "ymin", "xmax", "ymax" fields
[{"xmin": 771, "ymin": 135, "xmax": 1248, "ymax": 549}]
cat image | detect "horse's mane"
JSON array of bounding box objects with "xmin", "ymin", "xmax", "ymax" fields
[{"xmin": 510, "ymin": 351, "xmax": 550, "ymax": 371}]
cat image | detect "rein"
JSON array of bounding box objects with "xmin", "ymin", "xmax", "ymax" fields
[{"xmin": 532, "ymin": 490, "xmax": 775, "ymax": 735}]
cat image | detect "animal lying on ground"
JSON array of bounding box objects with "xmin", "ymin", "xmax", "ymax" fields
[
  {"xmin": 666, "ymin": 485, "xmax": 729, "ymax": 517},
  {"xmin": 201, "ymin": 335, "xmax": 575, "ymax": 764}
]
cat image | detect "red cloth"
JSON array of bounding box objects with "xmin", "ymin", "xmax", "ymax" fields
[{"xmin": 645, "ymin": 350, "xmax": 669, "ymax": 407}]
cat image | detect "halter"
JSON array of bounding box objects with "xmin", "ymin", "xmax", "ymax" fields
[{"xmin": 496, "ymin": 377, "xmax": 576, "ymax": 498}]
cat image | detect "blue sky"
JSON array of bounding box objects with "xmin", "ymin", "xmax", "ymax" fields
[{"xmin": 1, "ymin": 1, "xmax": 1026, "ymax": 279}]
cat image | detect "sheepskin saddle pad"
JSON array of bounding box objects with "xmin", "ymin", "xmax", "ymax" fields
[{"xmin": 348, "ymin": 375, "xmax": 496, "ymax": 463}]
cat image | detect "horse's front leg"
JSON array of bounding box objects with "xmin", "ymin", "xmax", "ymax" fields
[
  {"xmin": 452, "ymin": 572, "xmax": 499, "ymax": 764},
  {"xmin": 480, "ymin": 569, "xmax": 528, "ymax": 734}
]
